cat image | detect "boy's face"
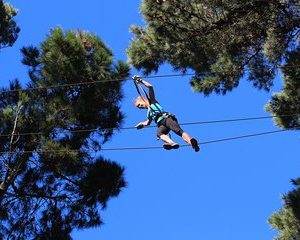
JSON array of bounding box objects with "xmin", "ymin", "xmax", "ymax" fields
[{"xmin": 135, "ymin": 100, "xmax": 147, "ymax": 109}]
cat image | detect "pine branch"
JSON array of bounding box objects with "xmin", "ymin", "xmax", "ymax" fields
[{"xmin": 7, "ymin": 192, "xmax": 67, "ymax": 201}]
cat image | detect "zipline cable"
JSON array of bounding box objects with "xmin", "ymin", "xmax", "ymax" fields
[
  {"xmin": 0, "ymin": 73, "xmax": 195, "ymax": 94},
  {"xmin": 179, "ymin": 114, "xmax": 297, "ymax": 126},
  {"xmin": 0, "ymin": 129, "xmax": 289, "ymax": 154},
  {"xmin": 0, "ymin": 114, "xmax": 297, "ymax": 138},
  {"xmin": 1, "ymin": 64, "xmax": 299, "ymax": 95}
]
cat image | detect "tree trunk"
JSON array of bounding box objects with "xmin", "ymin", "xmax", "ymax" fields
[{"xmin": 0, "ymin": 102, "xmax": 22, "ymax": 204}]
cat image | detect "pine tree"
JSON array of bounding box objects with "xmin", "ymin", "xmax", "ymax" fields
[
  {"xmin": 127, "ymin": 0, "xmax": 300, "ymax": 129},
  {"xmin": 269, "ymin": 208, "xmax": 300, "ymax": 240},
  {"xmin": 269, "ymin": 179, "xmax": 300, "ymax": 240},
  {"xmin": 0, "ymin": 27, "xmax": 130, "ymax": 239},
  {"xmin": 265, "ymin": 47, "xmax": 300, "ymax": 129},
  {"xmin": 0, "ymin": 0, "xmax": 19, "ymax": 49}
]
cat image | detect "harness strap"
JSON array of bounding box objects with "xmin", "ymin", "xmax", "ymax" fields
[
  {"xmin": 149, "ymin": 104, "xmax": 175, "ymax": 125},
  {"xmin": 149, "ymin": 103, "xmax": 167, "ymax": 121},
  {"xmin": 133, "ymin": 81, "xmax": 151, "ymax": 103}
]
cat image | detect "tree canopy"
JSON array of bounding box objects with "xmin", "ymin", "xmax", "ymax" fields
[
  {"xmin": 0, "ymin": 27, "xmax": 130, "ymax": 239},
  {"xmin": 0, "ymin": 0, "xmax": 19, "ymax": 49},
  {"xmin": 269, "ymin": 179, "xmax": 300, "ymax": 240},
  {"xmin": 127, "ymin": 0, "xmax": 300, "ymax": 129}
]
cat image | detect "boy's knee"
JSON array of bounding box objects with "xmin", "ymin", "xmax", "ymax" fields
[{"xmin": 176, "ymin": 129, "xmax": 184, "ymax": 136}]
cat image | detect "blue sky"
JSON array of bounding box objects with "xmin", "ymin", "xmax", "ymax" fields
[{"xmin": 1, "ymin": 1, "xmax": 299, "ymax": 239}]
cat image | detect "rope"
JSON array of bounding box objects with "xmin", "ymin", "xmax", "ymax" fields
[
  {"xmin": 0, "ymin": 129, "xmax": 289, "ymax": 154},
  {"xmin": 0, "ymin": 73, "xmax": 194, "ymax": 95},
  {"xmin": 1, "ymin": 64, "xmax": 299, "ymax": 95},
  {"xmin": 0, "ymin": 114, "xmax": 296, "ymax": 138}
]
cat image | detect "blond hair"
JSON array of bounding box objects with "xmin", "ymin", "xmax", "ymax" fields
[{"xmin": 133, "ymin": 96, "xmax": 149, "ymax": 106}]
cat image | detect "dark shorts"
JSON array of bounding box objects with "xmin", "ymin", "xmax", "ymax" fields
[{"xmin": 157, "ymin": 116, "xmax": 184, "ymax": 137}]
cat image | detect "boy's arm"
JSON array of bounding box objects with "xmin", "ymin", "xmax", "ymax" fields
[
  {"xmin": 133, "ymin": 76, "xmax": 156, "ymax": 104},
  {"xmin": 135, "ymin": 118, "xmax": 152, "ymax": 129}
]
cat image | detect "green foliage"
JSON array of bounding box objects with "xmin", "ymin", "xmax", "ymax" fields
[
  {"xmin": 284, "ymin": 179, "xmax": 300, "ymax": 223},
  {"xmin": 269, "ymin": 208, "xmax": 300, "ymax": 240},
  {"xmin": 269, "ymin": 179, "xmax": 300, "ymax": 240},
  {"xmin": 0, "ymin": 0, "xmax": 19, "ymax": 49},
  {"xmin": 0, "ymin": 27, "xmax": 130, "ymax": 239},
  {"xmin": 128, "ymin": 0, "xmax": 300, "ymax": 128},
  {"xmin": 266, "ymin": 47, "xmax": 300, "ymax": 129}
]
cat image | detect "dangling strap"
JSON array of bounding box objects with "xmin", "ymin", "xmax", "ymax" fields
[{"xmin": 133, "ymin": 80, "xmax": 151, "ymax": 103}]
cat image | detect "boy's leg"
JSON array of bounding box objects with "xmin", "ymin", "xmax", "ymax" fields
[
  {"xmin": 181, "ymin": 132, "xmax": 200, "ymax": 152},
  {"xmin": 159, "ymin": 134, "xmax": 179, "ymax": 150},
  {"xmin": 165, "ymin": 118, "xmax": 200, "ymax": 152},
  {"xmin": 159, "ymin": 134, "xmax": 173, "ymax": 144},
  {"xmin": 157, "ymin": 124, "xmax": 179, "ymax": 150},
  {"xmin": 181, "ymin": 132, "xmax": 192, "ymax": 144}
]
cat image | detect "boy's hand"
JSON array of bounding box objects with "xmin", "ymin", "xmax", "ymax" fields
[
  {"xmin": 135, "ymin": 122, "xmax": 144, "ymax": 129},
  {"xmin": 132, "ymin": 75, "xmax": 142, "ymax": 82}
]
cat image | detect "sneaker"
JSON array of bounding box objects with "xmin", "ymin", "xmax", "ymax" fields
[
  {"xmin": 190, "ymin": 138, "xmax": 200, "ymax": 152},
  {"xmin": 163, "ymin": 143, "xmax": 179, "ymax": 150}
]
